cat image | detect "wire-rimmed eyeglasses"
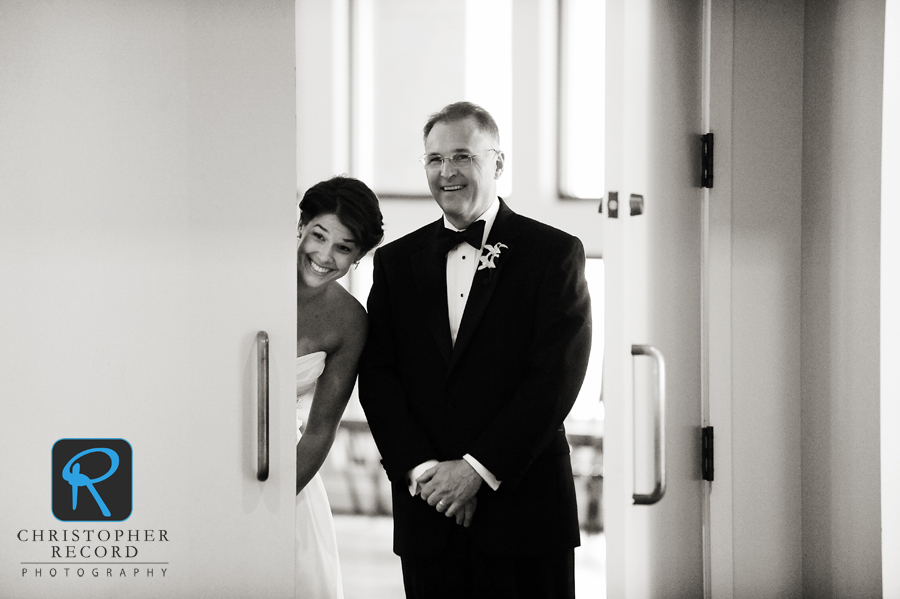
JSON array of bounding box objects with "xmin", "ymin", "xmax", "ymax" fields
[{"xmin": 418, "ymin": 149, "xmax": 500, "ymax": 170}]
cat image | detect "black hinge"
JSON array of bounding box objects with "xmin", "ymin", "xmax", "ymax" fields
[
  {"xmin": 701, "ymin": 426, "xmax": 714, "ymax": 481},
  {"xmin": 701, "ymin": 133, "xmax": 714, "ymax": 188}
]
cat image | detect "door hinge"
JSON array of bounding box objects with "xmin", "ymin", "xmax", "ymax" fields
[
  {"xmin": 701, "ymin": 133, "xmax": 714, "ymax": 188},
  {"xmin": 701, "ymin": 426, "xmax": 714, "ymax": 481}
]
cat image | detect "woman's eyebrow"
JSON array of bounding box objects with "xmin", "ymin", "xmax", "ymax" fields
[{"xmin": 312, "ymin": 223, "xmax": 357, "ymax": 245}]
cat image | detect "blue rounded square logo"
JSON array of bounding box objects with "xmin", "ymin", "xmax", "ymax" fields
[{"xmin": 52, "ymin": 439, "xmax": 132, "ymax": 522}]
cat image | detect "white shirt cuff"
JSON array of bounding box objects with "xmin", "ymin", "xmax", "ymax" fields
[
  {"xmin": 407, "ymin": 460, "xmax": 440, "ymax": 496},
  {"xmin": 463, "ymin": 454, "xmax": 501, "ymax": 491}
]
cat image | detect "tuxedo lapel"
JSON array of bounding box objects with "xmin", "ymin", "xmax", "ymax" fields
[
  {"xmin": 449, "ymin": 201, "xmax": 520, "ymax": 374},
  {"xmin": 411, "ymin": 220, "xmax": 454, "ymax": 365}
]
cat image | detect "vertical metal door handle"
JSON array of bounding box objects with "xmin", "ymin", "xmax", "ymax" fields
[
  {"xmin": 632, "ymin": 344, "xmax": 666, "ymax": 505},
  {"xmin": 256, "ymin": 331, "xmax": 269, "ymax": 481}
]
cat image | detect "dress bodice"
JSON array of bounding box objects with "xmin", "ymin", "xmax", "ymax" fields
[
  {"xmin": 296, "ymin": 351, "xmax": 326, "ymax": 440},
  {"xmin": 297, "ymin": 351, "xmax": 327, "ymax": 399}
]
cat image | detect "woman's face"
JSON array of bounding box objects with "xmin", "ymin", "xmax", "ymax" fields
[{"xmin": 297, "ymin": 213, "xmax": 361, "ymax": 290}]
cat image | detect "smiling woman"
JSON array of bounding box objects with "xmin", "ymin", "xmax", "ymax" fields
[
  {"xmin": 298, "ymin": 214, "xmax": 361, "ymax": 287},
  {"xmin": 294, "ymin": 175, "xmax": 384, "ymax": 598}
]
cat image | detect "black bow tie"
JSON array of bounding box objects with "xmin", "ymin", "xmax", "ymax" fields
[{"xmin": 436, "ymin": 220, "xmax": 486, "ymax": 255}]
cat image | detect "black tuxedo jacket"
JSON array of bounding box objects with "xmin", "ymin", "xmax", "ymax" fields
[{"xmin": 358, "ymin": 200, "xmax": 592, "ymax": 558}]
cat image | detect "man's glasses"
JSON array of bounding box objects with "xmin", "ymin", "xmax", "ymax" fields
[{"xmin": 418, "ymin": 149, "xmax": 500, "ymax": 170}]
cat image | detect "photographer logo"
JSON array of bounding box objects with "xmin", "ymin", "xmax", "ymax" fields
[{"xmin": 52, "ymin": 439, "xmax": 132, "ymax": 522}]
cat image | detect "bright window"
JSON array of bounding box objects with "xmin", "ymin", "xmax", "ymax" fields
[
  {"xmin": 558, "ymin": 0, "xmax": 605, "ymax": 199},
  {"xmin": 350, "ymin": 0, "xmax": 512, "ymax": 198}
]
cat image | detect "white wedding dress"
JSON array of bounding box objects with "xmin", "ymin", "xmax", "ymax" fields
[{"xmin": 296, "ymin": 351, "xmax": 344, "ymax": 599}]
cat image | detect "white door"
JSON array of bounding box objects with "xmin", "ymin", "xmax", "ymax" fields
[
  {"xmin": 0, "ymin": 2, "xmax": 297, "ymax": 598},
  {"xmin": 603, "ymin": 0, "xmax": 705, "ymax": 597}
]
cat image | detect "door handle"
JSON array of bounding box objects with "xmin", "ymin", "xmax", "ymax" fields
[
  {"xmin": 632, "ymin": 344, "xmax": 666, "ymax": 505},
  {"xmin": 256, "ymin": 331, "xmax": 269, "ymax": 481}
]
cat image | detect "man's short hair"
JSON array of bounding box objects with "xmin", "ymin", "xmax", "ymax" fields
[{"xmin": 423, "ymin": 101, "xmax": 500, "ymax": 145}]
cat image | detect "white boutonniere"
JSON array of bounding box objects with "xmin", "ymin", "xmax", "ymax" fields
[{"xmin": 478, "ymin": 243, "xmax": 508, "ymax": 270}]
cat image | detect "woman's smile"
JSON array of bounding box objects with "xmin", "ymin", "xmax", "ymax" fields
[{"xmin": 307, "ymin": 256, "xmax": 335, "ymax": 276}]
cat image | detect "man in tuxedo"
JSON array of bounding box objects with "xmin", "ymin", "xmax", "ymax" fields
[{"xmin": 358, "ymin": 101, "xmax": 591, "ymax": 598}]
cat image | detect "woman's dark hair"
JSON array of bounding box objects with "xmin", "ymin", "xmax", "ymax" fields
[{"xmin": 298, "ymin": 175, "xmax": 384, "ymax": 255}]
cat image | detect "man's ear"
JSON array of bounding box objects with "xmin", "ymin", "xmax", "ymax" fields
[{"xmin": 494, "ymin": 151, "xmax": 506, "ymax": 180}]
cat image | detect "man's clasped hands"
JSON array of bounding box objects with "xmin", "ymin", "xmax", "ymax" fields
[{"xmin": 415, "ymin": 459, "xmax": 483, "ymax": 528}]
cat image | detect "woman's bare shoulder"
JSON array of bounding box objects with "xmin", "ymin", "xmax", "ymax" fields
[{"xmin": 329, "ymin": 284, "xmax": 368, "ymax": 344}]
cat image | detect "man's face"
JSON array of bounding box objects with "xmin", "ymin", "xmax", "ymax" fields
[{"xmin": 423, "ymin": 117, "xmax": 504, "ymax": 229}]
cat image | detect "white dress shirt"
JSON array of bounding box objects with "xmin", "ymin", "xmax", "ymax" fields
[
  {"xmin": 445, "ymin": 198, "xmax": 500, "ymax": 345},
  {"xmin": 407, "ymin": 198, "xmax": 502, "ymax": 496}
]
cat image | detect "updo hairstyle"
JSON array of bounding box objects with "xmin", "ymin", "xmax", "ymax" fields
[{"xmin": 298, "ymin": 175, "xmax": 384, "ymax": 256}]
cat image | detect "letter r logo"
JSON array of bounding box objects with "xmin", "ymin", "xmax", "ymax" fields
[{"xmin": 52, "ymin": 439, "xmax": 132, "ymax": 522}]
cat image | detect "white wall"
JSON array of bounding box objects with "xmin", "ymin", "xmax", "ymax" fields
[
  {"xmin": 296, "ymin": 0, "xmax": 350, "ymax": 191},
  {"xmin": 801, "ymin": 1, "xmax": 885, "ymax": 597},
  {"xmin": 712, "ymin": 1, "xmax": 887, "ymax": 596},
  {"xmin": 708, "ymin": 1, "xmax": 736, "ymax": 596},
  {"xmin": 882, "ymin": 3, "xmax": 900, "ymax": 595},
  {"xmin": 729, "ymin": 2, "xmax": 806, "ymax": 595}
]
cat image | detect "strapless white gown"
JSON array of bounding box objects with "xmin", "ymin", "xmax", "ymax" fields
[{"xmin": 296, "ymin": 351, "xmax": 344, "ymax": 599}]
